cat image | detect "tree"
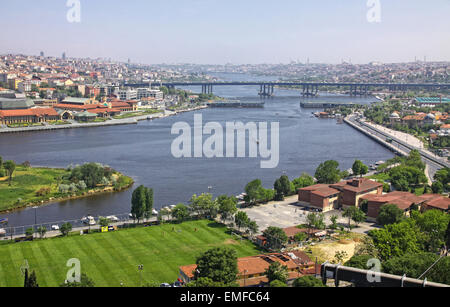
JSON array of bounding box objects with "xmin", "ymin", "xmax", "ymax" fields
[
  {"xmin": 389, "ymin": 166, "xmax": 427, "ymax": 191},
  {"xmin": 269, "ymin": 280, "xmax": 288, "ymax": 287},
  {"xmin": 432, "ymin": 181, "xmax": 444, "ymax": 194},
  {"xmin": 262, "ymin": 226, "xmax": 288, "ymax": 251},
  {"xmin": 171, "ymin": 203, "xmax": 190, "ymax": 223},
  {"xmin": 3, "ymin": 160, "xmax": 16, "ymax": 186},
  {"xmin": 60, "ymin": 222, "xmax": 72, "ymax": 236},
  {"xmin": 329, "ymin": 215, "xmax": 339, "ymax": 230},
  {"xmin": 24, "ymin": 270, "xmax": 39, "ymax": 287},
  {"xmin": 411, "ymin": 209, "xmax": 450, "ymax": 253},
  {"xmin": 345, "ymin": 254, "xmax": 374, "ymax": 270},
  {"xmin": 217, "ymin": 195, "xmax": 237, "ymax": 223},
  {"xmin": 131, "ymin": 186, "xmax": 146, "ymax": 223},
  {"xmin": 99, "ymin": 217, "xmax": 110, "ymax": 227},
  {"xmin": 194, "ymin": 247, "xmax": 238, "ymax": 286},
  {"xmin": 292, "ymin": 173, "xmax": 315, "ymax": 190},
  {"xmin": 368, "ymin": 221, "xmax": 424, "ymax": 261},
  {"xmin": 60, "ymin": 273, "xmax": 95, "ymax": 287},
  {"xmin": 376, "ymin": 204, "xmax": 404, "ymax": 226},
  {"xmin": 343, "ymin": 207, "xmax": 366, "ymax": 229},
  {"xmin": 246, "ymin": 220, "xmax": 259, "ymax": 238},
  {"xmin": 293, "ymin": 276, "xmax": 325, "ymax": 287},
  {"xmin": 37, "ymin": 226, "xmax": 47, "ymax": 238},
  {"xmin": 274, "ymin": 175, "xmax": 291, "ymax": 201},
  {"xmin": 69, "ymin": 163, "xmax": 113, "ymax": 189},
  {"xmin": 352, "ymin": 160, "xmax": 369, "ymax": 177},
  {"xmin": 382, "ymin": 253, "xmax": 450, "ymax": 285},
  {"xmin": 186, "ymin": 277, "xmax": 227, "ymax": 287},
  {"xmin": 265, "ymin": 262, "xmax": 289, "ymax": 283},
  {"xmin": 144, "ymin": 187, "xmax": 154, "ymax": 220},
  {"xmin": 234, "ymin": 211, "xmax": 249, "ymax": 231},
  {"xmin": 244, "ymin": 179, "xmax": 265, "ymax": 204},
  {"xmin": 294, "ymin": 232, "xmax": 308, "ymax": 243},
  {"xmin": 189, "ymin": 193, "xmax": 216, "ymax": 219},
  {"xmin": 131, "ymin": 186, "xmax": 153, "ymax": 223},
  {"xmin": 446, "ymin": 220, "xmax": 450, "ymax": 251},
  {"xmin": 306, "ymin": 212, "xmax": 325, "ymax": 232},
  {"xmin": 434, "ymin": 167, "xmax": 450, "ymax": 186},
  {"xmin": 405, "ymin": 150, "xmax": 426, "ymax": 171},
  {"xmin": 315, "ymin": 160, "xmax": 341, "ymax": 184}
]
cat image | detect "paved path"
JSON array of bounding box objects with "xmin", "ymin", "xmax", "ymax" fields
[{"xmin": 346, "ymin": 115, "xmax": 449, "ymax": 180}]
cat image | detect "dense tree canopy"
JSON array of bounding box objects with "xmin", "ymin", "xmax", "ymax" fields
[
  {"xmin": 194, "ymin": 247, "xmax": 238, "ymax": 286},
  {"xmin": 352, "ymin": 160, "xmax": 369, "ymax": 177},
  {"xmin": 292, "ymin": 173, "xmax": 315, "ymax": 190},
  {"xmin": 264, "ymin": 262, "xmax": 289, "ymax": 283},
  {"xmin": 377, "ymin": 204, "xmax": 405, "ymax": 226},
  {"xmin": 262, "ymin": 226, "xmax": 288, "ymax": 251},
  {"xmin": 293, "ymin": 276, "xmax": 326, "ymax": 287},
  {"xmin": 368, "ymin": 220, "xmax": 424, "ymax": 261},
  {"xmin": 315, "ymin": 160, "xmax": 341, "ymax": 184},
  {"xmin": 382, "ymin": 253, "xmax": 450, "ymax": 285}
]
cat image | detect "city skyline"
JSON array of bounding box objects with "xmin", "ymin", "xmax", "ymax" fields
[{"xmin": 0, "ymin": 0, "xmax": 449, "ymax": 65}]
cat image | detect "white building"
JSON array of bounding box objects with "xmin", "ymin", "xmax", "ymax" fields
[
  {"xmin": 118, "ymin": 89, "xmax": 137, "ymax": 101},
  {"xmin": 136, "ymin": 88, "xmax": 163, "ymax": 100}
]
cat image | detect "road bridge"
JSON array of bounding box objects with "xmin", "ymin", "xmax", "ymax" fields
[{"xmin": 124, "ymin": 81, "xmax": 450, "ymax": 97}]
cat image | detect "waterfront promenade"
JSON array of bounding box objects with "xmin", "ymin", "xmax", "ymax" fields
[{"xmin": 0, "ymin": 106, "xmax": 207, "ymax": 134}]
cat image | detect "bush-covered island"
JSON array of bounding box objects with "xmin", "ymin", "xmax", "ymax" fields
[{"xmin": 0, "ymin": 159, "xmax": 134, "ymax": 212}]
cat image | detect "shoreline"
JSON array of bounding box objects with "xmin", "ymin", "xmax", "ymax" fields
[
  {"xmin": 0, "ymin": 105, "xmax": 208, "ymax": 134},
  {"xmin": 0, "ymin": 167, "xmax": 135, "ymax": 215}
]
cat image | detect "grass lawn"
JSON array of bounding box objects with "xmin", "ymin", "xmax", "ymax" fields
[
  {"xmin": 113, "ymin": 109, "xmax": 162, "ymax": 120},
  {"xmin": 0, "ymin": 166, "xmax": 68, "ymax": 211},
  {"xmin": 0, "ymin": 220, "xmax": 261, "ymax": 287}
]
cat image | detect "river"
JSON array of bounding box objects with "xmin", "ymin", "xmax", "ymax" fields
[{"xmin": 0, "ymin": 73, "xmax": 394, "ymax": 227}]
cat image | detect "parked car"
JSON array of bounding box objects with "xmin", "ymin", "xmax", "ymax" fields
[
  {"xmin": 160, "ymin": 283, "xmax": 171, "ymax": 288},
  {"xmin": 51, "ymin": 225, "xmax": 60, "ymax": 231}
]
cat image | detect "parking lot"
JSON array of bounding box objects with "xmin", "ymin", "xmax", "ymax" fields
[{"xmin": 241, "ymin": 196, "xmax": 377, "ymax": 234}]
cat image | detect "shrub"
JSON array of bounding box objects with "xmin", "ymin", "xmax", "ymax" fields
[{"xmin": 35, "ymin": 187, "xmax": 51, "ymax": 197}]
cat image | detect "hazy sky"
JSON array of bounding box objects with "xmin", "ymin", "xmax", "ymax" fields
[{"xmin": 0, "ymin": 0, "xmax": 449, "ymax": 64}]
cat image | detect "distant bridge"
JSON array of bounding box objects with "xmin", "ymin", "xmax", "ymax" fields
[{"xmin": 124, "ymin": 81, "xmax": 450, "ymax": 97}]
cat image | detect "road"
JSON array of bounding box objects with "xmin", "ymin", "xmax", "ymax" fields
[{"xmin": 347, "ymin": 115, "xmax": 449, "ymax": 180}]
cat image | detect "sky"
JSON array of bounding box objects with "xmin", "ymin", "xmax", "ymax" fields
[{"xmin": 0, "ymin": 0, "xmax": 449, "ymax": 64}]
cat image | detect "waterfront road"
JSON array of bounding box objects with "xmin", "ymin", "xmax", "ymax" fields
[{"xmin": 347, "ymin": 115, "xmax": 449, "ymax": 179}]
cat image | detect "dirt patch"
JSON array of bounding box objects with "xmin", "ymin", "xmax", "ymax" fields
[
  {"xmin": 308, "ymin": 240, "xmax": 359, "ymax": 263},
  {"xmin": 224, "ymin": 239, "xmax": 239, "ymax": 245}
]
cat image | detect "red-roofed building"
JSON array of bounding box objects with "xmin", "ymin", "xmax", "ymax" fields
[
  {"xmin": 179, "ymin": 251, "xmax": 317, "ymax": 287},
  {"xmin": 0, "ymin": 107, "xmax": 60, "ymax": 125},
  {"xmin": 419, "ymin": 194, "xmax": 450, "ymax": 213},
  {"xmin": 298, "ymin": 179, "xmax": 383, "ymax": 212},
  {"xmin": 360, "ymin": 191, "xmax": 449, "ymax": 221}
]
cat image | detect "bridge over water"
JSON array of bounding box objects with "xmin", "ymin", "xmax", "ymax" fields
[{"xmin": 124, "ymin": 81, "xmax": 450, "ymax": 97}]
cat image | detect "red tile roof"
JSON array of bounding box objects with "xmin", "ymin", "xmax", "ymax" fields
[{"xmin": 0, "ymin": 107, "xmax": 58, "ymax": 118}]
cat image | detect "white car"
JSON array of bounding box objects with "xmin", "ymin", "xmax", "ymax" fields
[{"xmin": 51, "ymin": 225, "xmax": 60, "ymax": 231}]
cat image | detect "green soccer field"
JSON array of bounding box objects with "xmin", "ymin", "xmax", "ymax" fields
[{"xmin": 0, "ymin": 220, "xmax": 260, "ymax": 287}]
